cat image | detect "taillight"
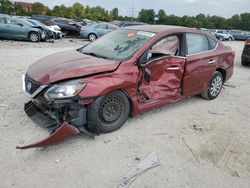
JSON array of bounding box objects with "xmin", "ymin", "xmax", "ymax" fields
[{"xmin": 245, "ymin": 39, "xmax": 250, "ymax": 45}]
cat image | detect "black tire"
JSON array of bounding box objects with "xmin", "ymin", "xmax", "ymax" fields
[
  {"xmin": 201, "ymin": 71, "xmax": 223, "ymax": 100},
  {"xmin": 88, "ymin": 33, "xmax": 97, "ymax": 42},
  {"xmin": 28, "ymin": 32, "xmax": 40, "ymax": 42},
  {"xmin": 241, "ymin": 61, "xmax": 249, "ymax": 66},
  {"xmin": 87, "ymin": 90, "xmax": 130, "ymax": 133}
]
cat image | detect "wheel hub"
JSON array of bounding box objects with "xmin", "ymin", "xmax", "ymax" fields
[
  {"xmin": 100, "ymin": 98, "xmax": 122, "ymax": 124},
  {"xmin": 210, "ymin": 76, "xmax": 222, "ymax": 97}
]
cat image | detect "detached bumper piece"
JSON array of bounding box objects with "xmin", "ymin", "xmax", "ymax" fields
[
  {"xmin": 16, "ymin": 122, "xmax": 80, "ymax": 149},
  {"xmin": 17, "ymin": 100, "xmax": 95, "ymax": 149}
]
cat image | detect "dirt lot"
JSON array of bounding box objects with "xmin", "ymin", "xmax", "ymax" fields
[{"xmin": 0, "ymin": 39, "xmax": 250, "ymax": 188}]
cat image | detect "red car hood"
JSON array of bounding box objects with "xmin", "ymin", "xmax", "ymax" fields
[{"xmin": 27, "ymin": 50, "xmax": 120, "ymax": 84}]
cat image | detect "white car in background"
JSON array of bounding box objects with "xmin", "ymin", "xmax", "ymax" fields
[
  {"xmin": 214, "ymin": 30, "xmax": 234, "ymax": 41},
  {"xmin": 47, "ymin": 25, "xmax": 63, "ymax": 39}
]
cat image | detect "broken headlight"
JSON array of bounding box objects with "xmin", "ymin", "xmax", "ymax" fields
[{"xmin": 44, "ymin": 79, "xmax": 86, "ymax": 101}]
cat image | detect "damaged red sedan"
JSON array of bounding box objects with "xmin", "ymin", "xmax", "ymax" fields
[{"xmin": 18, "ymin": 25, "xmax": 235, "ymax": 149}]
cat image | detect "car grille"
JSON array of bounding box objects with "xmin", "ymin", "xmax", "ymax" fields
[
  {"xmin": 24, "ymin": 74, "xmax": 41, "ymax": 95},
  {"xmin": 24, "ymin": 101, "xmax": 59, "ymax": 131}
]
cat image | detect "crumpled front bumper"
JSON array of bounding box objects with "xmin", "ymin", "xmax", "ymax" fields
[
  {"xmin": 16, "ymin": 122, "xmax": 80, "ymax": 149},
  {"xmin": 16, "ymin": 99, "xmax": 95, "ymax": 149}
]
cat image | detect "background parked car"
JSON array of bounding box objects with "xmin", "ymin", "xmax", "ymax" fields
[
  {"xmin": 23, "ymin": 19, "xmax": 55, "ymax": 40},
  {"xmin": 241, "ymin": 38, "xmax": 250, "ymax": 66},
  {"xmin": 230, "ymin": 30, "xmax": 250, "ymax": 41},
  {"xmin": 80, "ymin": 22, "xmax": 119, "ymax": 41},
  {"xmin": 31, "ymin": 16, "xmax": 84, "ymax": 37},
  {"xmin": 49, "ymin": 18, "xmax": 84, "ymax": 37},
  {"xmin": 0, "ymin": 15, "xmax": 46, "ymax": 42},
  {"xmin": 214, "ymin": 30, "xmax": 234, "ymax": 41},
  {"xmin": 119, "ymin": 21, "xmax": 146, "ymax": 27},
  {"xmin": 25, "ymin": 19, "xmax": 62, "ymax": 39},
  {"xmin": 31, "ymin": 15, "xmax": 56, "ymax": 26},
  {"xmin": 73, "ymin": 19, "xmax": 93, "ymax": 26}
]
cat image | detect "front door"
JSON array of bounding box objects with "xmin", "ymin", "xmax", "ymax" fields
[{"xmin": 137, "ymin": 35, "xmax": 186, "ymax": 107}]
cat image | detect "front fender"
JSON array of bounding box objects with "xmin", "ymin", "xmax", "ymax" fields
[{"xmin": 78, "ymin": 64, "xmax": 138, "ymax": 98}]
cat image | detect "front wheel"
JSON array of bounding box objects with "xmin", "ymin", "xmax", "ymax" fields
[
  {"xmin": 201, "ymin": 71, "xmax": 223, "ymax": 100},
  {"xmin": 88, "ymin": 33, "xmax": 97, "ymax": 42},
  {"xmin": 28, "ymin": 32, "xmax": 40, "ymax": 42},
  {"xmin": 87, "ymin": 91, "xmax": 130, "ymax": 133}
]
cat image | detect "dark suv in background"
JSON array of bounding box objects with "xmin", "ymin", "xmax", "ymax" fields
[
  {"xmin": 31, "ymin": 15, "xmax": 84, "ymax": 37},
  {"xmin": 242, "ymin": 38, "xmax": 250, "ymax": 66},
  {"xmin": 230, "ymin": 30, "xmax": 250, "ymax": 41}
]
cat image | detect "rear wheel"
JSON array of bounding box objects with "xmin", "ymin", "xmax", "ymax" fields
[
  {"xmin": 88, "ymin": 33, "xmax": 97, "ymax": 42},
  {"xmin": 241, "ymin": 61, "xmax": 249, "ymax": 66},
  {"xmin": 29, "ymin": 32, "xmax": 40, "ymax": 42},
  {"xmin": 201, "ymin": 71, "xmax": 223, "ymax": 100},
  {"xmin": 87, "ymin": 91, "xmax": 130, "ymax": 133}
]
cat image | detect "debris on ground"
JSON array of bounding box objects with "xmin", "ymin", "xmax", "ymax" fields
[
  {"xmin": 104, "ymin": 138, "xmax": 111, "ymax": 144},
  {"xmin": 191, "ymin": 125, "xmax": 203, "ymax": 131},
  {"xmin": 54, "ymin": 159, "xmax": 61, "ymax": 164},
  {"xmin": 223, "ymin": 84, "xmax": 237, "ymax": 88},
  {"xmin": 118, "ymin": 152, "xmax": 160, "ymax": 188},
  {"xmin": 180, "ymin": 135, "xmax": 201, "ymax": 164},
  {"xmin": 0, "ymin": 103, "xmax": 8, "ymax": 108},
  {"xmin": 208, "ymin": 110, "xmax": 225, "ymax": 116},
  {"xmin": 154, "ymin": 132, "xmax": 168, "ymax": 136}
]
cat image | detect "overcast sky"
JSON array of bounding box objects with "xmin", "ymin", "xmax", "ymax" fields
[{"xmin": 21, "ymin": 0, "xmax": 250, "ymax": 18}]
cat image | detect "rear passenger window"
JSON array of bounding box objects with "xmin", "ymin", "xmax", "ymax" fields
[
  {"xmin": 186, "ymin": 33, "xmax": 209, "ymax": 55},
  {"xmin": 208, "ymin": 37, "xmax": 217, "ymax": 50},
  {"xmin": 0, "ymin": 17, "xmax": 5, "ymax": 24}
]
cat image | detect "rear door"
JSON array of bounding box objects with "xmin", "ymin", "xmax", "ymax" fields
[
  {"xmin": 5, "ymin": 18, "xmax": 27, "ymax": 39},
  {"xmin": 0, "ymin": 17, "xmax": 7, "ymax": 37},
  {"xmin": 182, "ymin": 33, "xmax": 218, "ymax": 95},
  {"xmin": 95, "ymin": 23, "xmax": 110, "ymax": 37},
  {"xmin": 138, "ymin": 35, "xmax": 186, "ymax": 103}
]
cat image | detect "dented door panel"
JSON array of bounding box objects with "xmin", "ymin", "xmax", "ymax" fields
[{"xmin": 138, "ymin": 56, "xmax": 186, "ymax": 103}]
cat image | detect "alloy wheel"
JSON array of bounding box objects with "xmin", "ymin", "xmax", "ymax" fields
[{"xmin": 209, "ymin": 75, "xmax": 222, "ymax": 97}]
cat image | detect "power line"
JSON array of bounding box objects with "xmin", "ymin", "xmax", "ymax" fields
[{"xmin": 127, "ymin": 4, "xmax": 138, "ymax": 21}]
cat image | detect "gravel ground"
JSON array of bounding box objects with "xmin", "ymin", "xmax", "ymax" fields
[{"xmin": 0, "ymin": 39, "xmax": 250, "ymax": 188}]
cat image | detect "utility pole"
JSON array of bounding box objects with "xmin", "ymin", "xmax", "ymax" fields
[{"xmin": 128, "ymin": 4, "xmax": 137, "ymax": 21}]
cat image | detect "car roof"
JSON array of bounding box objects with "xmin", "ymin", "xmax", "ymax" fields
[{"xmin": 120, "ymin": 25, "xmax": 189, "ymax": 33}]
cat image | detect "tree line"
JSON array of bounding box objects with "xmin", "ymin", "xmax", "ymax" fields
[{"xmin": 0, "ymin": 0, "xmax": 250, "ymax": 31}]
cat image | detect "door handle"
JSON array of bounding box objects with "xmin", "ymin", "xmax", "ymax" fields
[
  {"xmin": 208, "ymin": 60, "xmax": 216, "ymax": 64},
  {"xmin": 166, "ymin": 66, "xmax": 180, "ymax": 71}
]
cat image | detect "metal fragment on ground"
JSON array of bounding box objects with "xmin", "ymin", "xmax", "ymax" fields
[{"xmin": 118, "ymin": 151, "xmax": 160, "ymax": 188}]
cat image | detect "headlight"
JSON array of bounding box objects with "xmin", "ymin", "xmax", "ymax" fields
[{"xmin": 44, "ymin": 79, "xmax": 86, "ymax": 101}]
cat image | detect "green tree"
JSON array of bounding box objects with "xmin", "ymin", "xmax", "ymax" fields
[
  {"xmin": 157, "ymin": 9, "xmax": 167, "ymax": 24},
  {"xmin": 71, "ymin": 2, "xmax": 85, "ymax": 18},
  {"xmin": 32, "ymin": 2, "xmax": 45, "ymax": 14},
  {"xmin": 51, "ymin": 5, "xmax": 69, "ymax": 17},
  {"xmin": 111, "ymin": 7, "xmax": 118, "ymax": 20},
  {"xmin": 239, "ymin": 13, "xmax": 250, "ymax": 31},
  {"xmin": 138, "ymin": 9, "xmax": 155, "ymax": 24},
  {"xmin": 165, "ymin": 14, "xmax": 182, "ymax": 26},
  {"xmin": 0, "ymin": 0, "xmax": 13, "ymax": 14}
]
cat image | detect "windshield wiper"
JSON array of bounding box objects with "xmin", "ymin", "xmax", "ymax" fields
[{"xmin": 83, "ymin": 52, "xmax": 107, "ymax": 59}]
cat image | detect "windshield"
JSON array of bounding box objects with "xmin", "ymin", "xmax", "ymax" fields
[{"xmin": 81, "ymin": 29, "xmax": 155, "ymax": 61}]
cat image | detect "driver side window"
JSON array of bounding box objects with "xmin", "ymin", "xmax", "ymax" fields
[{"xmin": 147, "ymin": 35, "xmax": 179, "ymax": 60}]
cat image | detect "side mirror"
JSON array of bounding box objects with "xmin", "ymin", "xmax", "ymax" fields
[{"xmin": 17, "ymin": 23, "xmax": 23, "ymax": 27}]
